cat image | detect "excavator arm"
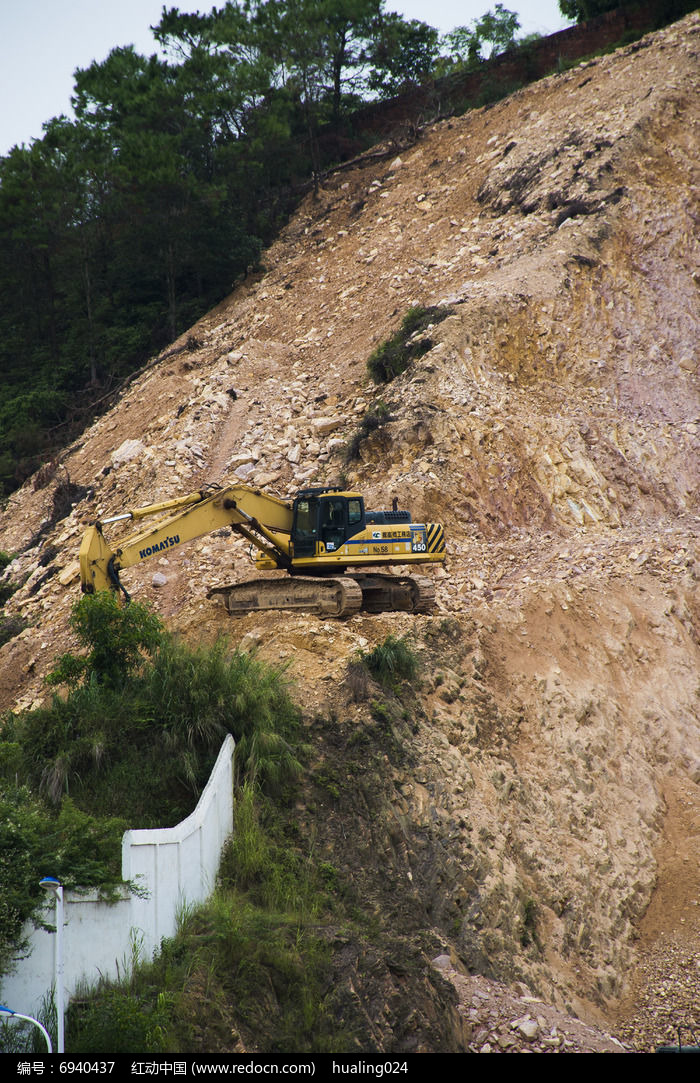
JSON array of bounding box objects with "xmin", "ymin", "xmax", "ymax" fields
[{"xmin": 79, "ymin": 485, "xmax": 293, "ymax": 596}]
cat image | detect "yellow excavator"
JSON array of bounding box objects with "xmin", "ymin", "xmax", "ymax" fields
[{"xmin": 79, "ymin": 483, "xmax": 446, "ymax": 617}]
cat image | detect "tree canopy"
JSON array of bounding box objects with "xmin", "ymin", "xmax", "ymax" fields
[
  {"xmin": 440, "ymin": 3, "xmax": 521, "ymax": 70},
  {"xmin": 557, "ymin": 0, "xmax": 625, "ymax": 22},
  {"xmin": 0, "ymin": 3, "xmax": 523, "ymax": 497}
]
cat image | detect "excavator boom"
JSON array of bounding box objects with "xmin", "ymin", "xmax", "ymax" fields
[{"xmin": 80, "ymin": 485, "xmax": 292, "ymax": 594}]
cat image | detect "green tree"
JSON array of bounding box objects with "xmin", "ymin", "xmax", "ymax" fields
[
  {"xmin": 475, "ymin": 3, "xmax": 521, "ymax": 53},
  {"xmin": 440, "ymin": 4, "xmax": 521, "ymax": 69},
  {"xmin": 254, "ymin": 1, "xmax": 440, "ymax": 122},
  {"xmin": 152, "ymin": 4, "xmax": 277, "ymax": 137},
  {"xmin": 251, "ymin": 0, "xmax": 379, "ymax": 178},
  {"xmin": 366, "ymin": 12, "xmax": 439, "ymax": 96},
  {"xmin": 48, "ymin": 592, "xmax": 164, "ymax": 690},
  {"xmin": 0, "ymin": 121, "xmax": 103, "ymax": 490},
  {"xmin": 557, "ymin": 0, "xmax": 623, "ymax": 21},
  {"xmin": 0, "ymin": 134, "xmax": 78, "ymax": 366},
  {"xmin": 73, "ymin": 45, "xmax": 261, "ymax": 340},
  {"xmin": 0, "ymin": 0, "xmax": 461, "ymax": 501},
  {"xmin": 319, "ymin": 0, "xmax": 384, "ymax": 123}
]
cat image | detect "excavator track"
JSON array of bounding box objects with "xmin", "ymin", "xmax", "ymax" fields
[
  {"xmin": 352, "ymin": 574, "xmax": 436, "ymax": 614},
  {"xmin": 208, "ymin": 576, "xmax": 364, "ymax": 618},
  {"xmin": 208, "ymin": 573, "xmax": 435, "ymax": 618}
]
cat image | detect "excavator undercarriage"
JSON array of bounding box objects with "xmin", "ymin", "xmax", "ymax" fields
[{"xmin": 208, "ymin": 573, "xmax": 435, "ymax": 618}]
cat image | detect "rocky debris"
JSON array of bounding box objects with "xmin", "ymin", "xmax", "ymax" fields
[
  {"xmin": 609, "ymin": 773, "xmax": 700, "ymax": 1051},
  {"xmin": 111, "ymin": 438, "xmax": 146, "ymax": 466},
  {"xmin": 434, "ymin": 964, "xmax": 627, "ymax": 1053},
  {"xmin": 0, "ymin": 12, "xmax": 699, "ymax": 1051},
  {"xmin": 614, "ymin": 935, "xmax": 700, "ymax": 1052}
]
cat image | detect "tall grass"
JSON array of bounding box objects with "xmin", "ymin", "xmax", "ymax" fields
[
  {"xmin": 144, "ymin": 637, "xmax": 301, "ymax": 792},
  {"xmin": 65, "ymin": 784, "xmax": 349, "ymax": 1054},
  {"xmin": 362, "ymin": 634, "xmax": 420, "ymax": 688},
  {"xmin": 220, "ymin": 784, "xmax": 332, "ymax": 918},
  {"xmin": 67, "ymin": 889, "xmax": 344, "ymax": 1055}
]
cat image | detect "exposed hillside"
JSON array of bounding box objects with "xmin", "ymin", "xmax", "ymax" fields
[{"xmin": 1, "ymin": 12, "xmax": 698, "ymax": 1052}]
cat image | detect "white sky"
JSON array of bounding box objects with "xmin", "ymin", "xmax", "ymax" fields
[{"xmin": 0, "ymin": 1, "xmax": 572, "ymax": 156}]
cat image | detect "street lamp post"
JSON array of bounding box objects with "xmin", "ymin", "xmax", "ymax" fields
[
  {"xmin": 39, "ymin": 876, "xmax": 64, "ymax": 1054},
  {"xmin": 0, "ymin": 1005, "xmax": 53, "ymax": 1053}
]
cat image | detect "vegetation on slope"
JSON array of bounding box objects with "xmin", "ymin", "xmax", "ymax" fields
[
  {"xmin": 0, "ymin": 594, "xmax": 300, "ymax": 990},
  {"xmin": 66, "ymin": 786, "xmax": 352, "ymax": 1055},
  {"xmin": 60, "ymin": 628, "xmax": 461, "ymax": 1056},
  {"xmin": 0, "ymin": 1, "xmax": 445, "ymax": 497},
  {"xmin": 1, "ymin": 599, "xmax": 460, "ymax": 1053},
  {"xmin": 367, "ymin": 305, "xmax": 452, "ymax": 384}
]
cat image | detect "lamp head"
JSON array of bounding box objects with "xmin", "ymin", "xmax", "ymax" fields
[{"xmin": 39, "ymin": 876, "xmax": 62, "ymax": 896}]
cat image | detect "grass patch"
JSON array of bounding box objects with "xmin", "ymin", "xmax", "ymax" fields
[
  {"xmin": 367, "ymin": 306, "xmax": 451, "ymax": 384},
  {"xmin": 67, "ymin": 893, "xmax": 346, "ymax": 1055},
  {"xmin": 361, "ymin": 634, "xmax": 420, "ymax": 690},
  {"xmin": 219, "ymin": 784, "xmax": 334, "ymax": 918},
  {"xmin": 347, "ymin": 634, "xmax": 420, "ymax": 700}
]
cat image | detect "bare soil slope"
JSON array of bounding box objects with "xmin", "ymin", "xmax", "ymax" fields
[{"xmin": 1, "ymin": 13, "xmax": 698, "ymax": 1052}]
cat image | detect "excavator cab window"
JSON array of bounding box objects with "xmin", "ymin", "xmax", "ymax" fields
[
  {"xmin": 320, "ymin": 498, "xmax": 346, "ymax": 552},
  {"xmin": 347, "ymin": 498, "xmax": 363, "ymax": 528},
  {"xmin": 292, "ymin": 497, "xmax": 319, "ymax": 557},
  {"xmin": 292, "ymin": 492, "xmax": 366, "ymax": 557}
]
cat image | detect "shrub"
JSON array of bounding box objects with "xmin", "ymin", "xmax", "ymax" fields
[
  {"xmin": 0, "ymin": 788, "xmax": 126, "ymax": 978},
  {"xmin": 367, "ymin": 305, "xmax": 451, "ymax": 384},
  {"xmin": 48, "ymin": 593, "xmax": 164, "ymax": 690},
  {"xmin": 344, "ymin": 401, "xmax": 392, "ymax": 463},
  {"xmin": 5, "ymin": 635, "xmax": 301, "ymax": 818}
]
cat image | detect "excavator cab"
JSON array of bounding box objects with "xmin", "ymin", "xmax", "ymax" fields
[{"xmin": 291, "ymin": 488, "xmax": 365, "ymax": 558}]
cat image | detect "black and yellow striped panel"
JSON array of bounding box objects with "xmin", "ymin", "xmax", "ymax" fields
[{"xmin": 427, "ymin": 523, "xmax": 445, "ymax": 554}]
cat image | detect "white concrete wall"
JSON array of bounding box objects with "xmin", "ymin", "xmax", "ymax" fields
[{"xmin": 2, "ymin": 735, "xmax": 234, "ymax": 1018}]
